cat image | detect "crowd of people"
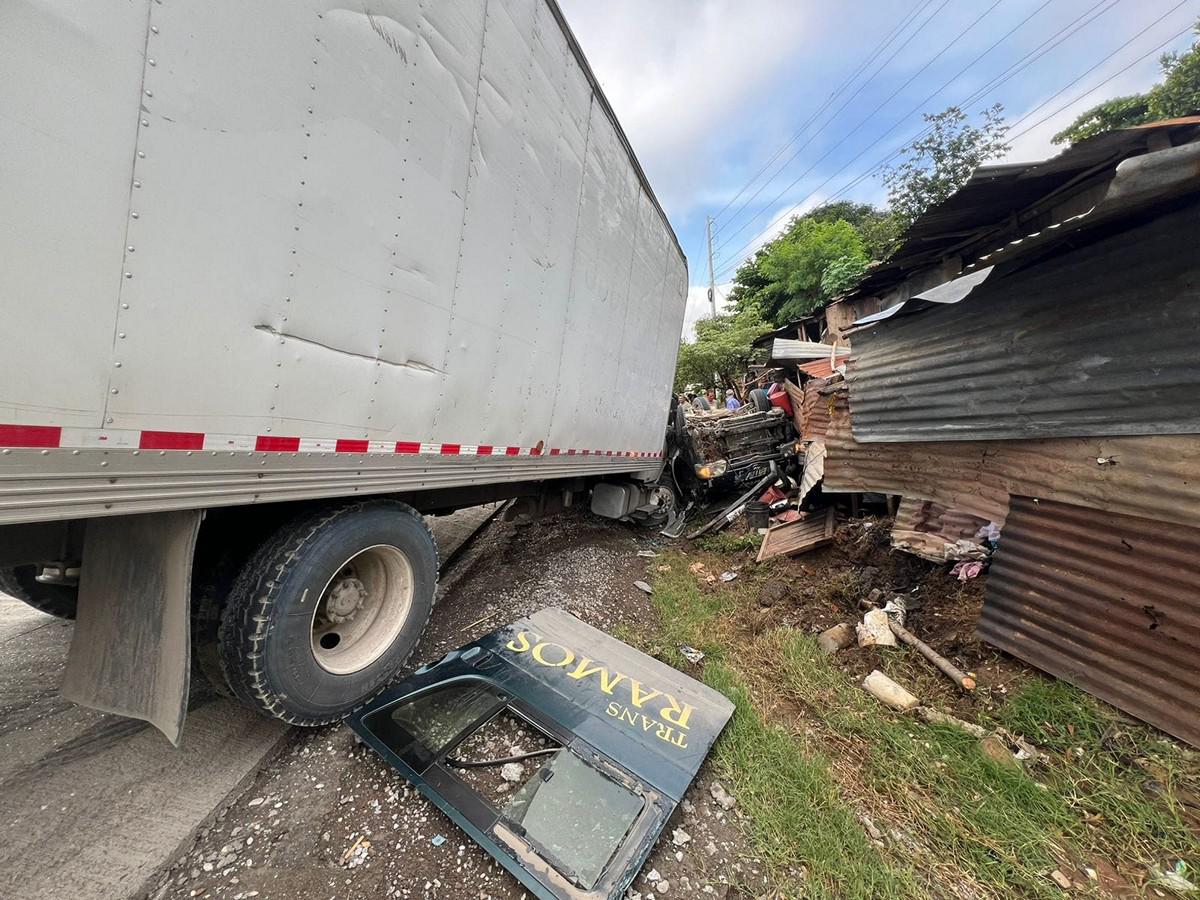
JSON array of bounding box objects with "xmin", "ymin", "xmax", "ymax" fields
[{"xmin": 679, "ymin": 371, "xmax": 794, "ymax": 417}]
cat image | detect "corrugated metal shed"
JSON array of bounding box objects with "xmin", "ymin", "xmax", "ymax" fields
[
  {"xmin": 978, "ymin": 496, "xmax": 1200, "ymax": 747},
  {"xmin": 846, "ymin": 117, "xmax": 1200, "ymax": 303},
  {"xmin": 822, "ymin": 385, "xmax": 1200, "ymax": 531},
  {"xmin": 847, "ymin": 199, "xmax": 1200, "ymax": 442}
]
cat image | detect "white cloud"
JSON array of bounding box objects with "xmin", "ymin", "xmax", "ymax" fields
[
  {"xmin": 557, "ymin": 1, "xmax": 812, "ymax": 220},
  {"xmin": 1002, "ymin": 55, "xmax": 1169, "ymax": 163}
]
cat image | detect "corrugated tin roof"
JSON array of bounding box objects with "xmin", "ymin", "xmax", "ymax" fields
[
  {"xmin": 846, "ymin": 117, "xmax": 1200, "ymax": 303},
  {"xmin": 821, "ymin": 385, "xmax": 1200, "ymax": 531},
  {"xmin": 797, "ymin": 357, "xmax": 847, "ymax": 380},
  {"xmin": 978, "ymin": 496, "xmax": 1200, "ymax": 748},
  {"xmin": 770, "ymin": 339, "xmax": 849, "ymax": 362},
  {"xmin": 846, "ymin": 199, "xmax": 1200, "ymax": 442}
]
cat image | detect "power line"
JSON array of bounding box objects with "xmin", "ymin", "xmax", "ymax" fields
[
  {"xmin": 709, "ymin": 1, "xmax": 931, "ymax": 224},
  {"xmin": 815, "ymin": 17, "xmax": 1194, "ymax": 218},
  {"xmin": 1006, "ymin": 16, "xmax": 1194, "ymax": 140},
  {"xmin": 712, "ymin": 0, "xmax": 1151, "ymax": 278},
  {"xmin": 712, "ymin": 0, "xmax": 1003, "ymax": 256},
  {"xmin": 712, "ymin": 0, "xmax": 953, "ymax": 237},
  {"xmin": 710, "ymin": 1, "xmax": 936, "ymax": 225}
]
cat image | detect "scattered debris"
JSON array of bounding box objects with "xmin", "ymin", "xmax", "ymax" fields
[
  {"xmin": 499, "ymin": 762, "xmax": 525, "ymax": 783},
  {"xmin": 634, "ymin": 580, "xmax": 653, "ymax": 595},
  {"xmin": 719, "ymin": 571, "xmax": 738, "ymax": 582},
  {"xmin": 756, "ymin": 507, "xmax": 836, "ymax": 562},
  {"xmin": 979, "ymin": 735, "xmax": 1024, "ymax": 772},
  {"xmin": 950, "ymin": 560, "xmax": 983, "ymax": 581},
  {"xmin": 431, "ymin": 834, "xmax": 446, "ymax": 847},
  {"xmin": 671, "ymin": 828, "xmax": 691, "ymax": 847},
  {"xmin": 349, "ymin": 608, "xmax": 735, "ymax": 900},
  {"xmin": 859, "ymin": 596, "xmax": 976, "ymax": 691},
  {"xmin": 1049, "ymin": 869, "xmax": 1072, "ymax": 890},
  {"xmin": 817, "ymin": 623, "xmax": 855, "ymax": 655},
  {"xmin": 679, "ymin": 645, "xmax": 705, "ymax": 664},
  {"xmin": 1149, "ymin": 862, "xmax": 1197, "ymax": 893},
  {"xmin": 862, "ymin": 670, "xmax": 919, "ymax": 711},
  {"xmin": 709, "ymin": 781, "xmax": 737, "ymax": 811},
  {"xmin": 637, "ymin": 550, "xmax": 659, "ymax": 558},
  {"xmin": 915, "ymin": 706, "xmax": 988, "ymax": 738},
  {"xmin": 856, "ymin": 609, "xmax": 897, "ymax": 647}
]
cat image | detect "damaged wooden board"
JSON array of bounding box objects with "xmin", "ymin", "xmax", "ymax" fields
[{"xmin": 756, "ymin": 507, "xmax": 836, "ymax": 562}]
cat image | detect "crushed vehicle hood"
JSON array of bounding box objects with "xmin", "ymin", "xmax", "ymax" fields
[{"xmin": 349, "ymin": 607, "xmax": 734, "ymax": 900}]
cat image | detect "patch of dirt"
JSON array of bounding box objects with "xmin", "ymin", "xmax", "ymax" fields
[{"xmin": 148, "ymin": 510, "xmax": 769, "ymax": 900}]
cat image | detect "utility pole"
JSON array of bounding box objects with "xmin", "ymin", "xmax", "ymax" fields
[{"xmin": 705, "ymin": 215, "xmax": 717, "ymax": 318}]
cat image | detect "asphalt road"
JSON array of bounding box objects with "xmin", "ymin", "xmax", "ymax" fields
[{"xmin": 0, "ymin": 505, "xmax": 501, "ymax": 900}]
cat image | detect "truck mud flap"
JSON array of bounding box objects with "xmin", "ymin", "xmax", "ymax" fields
[
  {"xmin": 61, "ymin": 510, "xmax": 203, "ymax": 745},
  {"xmin": 350, "ymin": 608, "xmax": 734, "ymax": 900}
]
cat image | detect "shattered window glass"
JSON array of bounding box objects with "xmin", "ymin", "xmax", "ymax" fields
[
  {"xmin": 387, "ymin": 680, "xmax": 499, "ymax": 753},
  {"xmin": 501, "ymin": 751, "xmax": 644, "ymax": 889}
]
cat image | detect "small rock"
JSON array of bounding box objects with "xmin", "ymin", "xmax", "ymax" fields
[
  {"xmin": 817, "ymin": 623, "xmax": 855, "ymax": 655},
  {"xmin": 500, "ymin": 762, "xmax": 525, "ymax": 782},
  {"xmin": 709, "ymin": 781, "xmax": 736, "ymax": 810},
  {"xmin": 705, "ymin": 841, "xmax": 718, "ymax": 856},
  {"xmin": 246, "ymin": 797, "xmax": 265, "ymax": 808},
  {"xmin": 672, "ymin": 828, "xmax": 691, "ymax": 847},
  {"xmin": 634, "ymin": 580, "xmax": 653, "ymax": 595},
  {"xmin": 645, "ymin": 868, "xmax": 661, "ymax": 883},
  {"xmin": 1049, "ymin": 870, "xmax": 1072, "ymax": 889},
  {"xmin": 637, "ymin": 550, "xmax": 659, "ymax": 558},
  {"xmin": 657, "ymin": 881, "xmax": 670, "ymax": 894},
  {"xmin": 216, "ymin": 854, "xmax": 236, "ymax": 869},
  {"xmin": 759, "ymin": 581, "xmax": 788, "ymax": 608}
]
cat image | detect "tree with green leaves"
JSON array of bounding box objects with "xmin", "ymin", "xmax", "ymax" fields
[
  {"xmin": 882, "ymin": 104, "xmax": 1010, "ymax": 229},
  {"xmin": 673, "ymin": 305, "xmax": 772, "ymax": 394},
  {"xmin": 726, "ymin": 200, "xmax": 897, "ymax": 327},
  {"xmin": 1053, "ymin": 21, "xmax": 1200, "ymax": 145}
]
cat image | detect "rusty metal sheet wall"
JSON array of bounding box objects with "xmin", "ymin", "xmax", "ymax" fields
[
  {"xmin": 800, "ymin": 379, "xmax": 833, "ymax": 441},
  {"xmin": 891, "ymin": 497, "xmax": 989, "ymax": 563},
  {"xmin": 823, "ymin": 388, "xmax": 1200, "ymax": 531},
  {"xmin": 978, "ymin": 497, "xmax": 1200, "ymax": 748},
  {"xmin": 847, "ymin": 201, "xmax": 1200, "ymax": 442}
]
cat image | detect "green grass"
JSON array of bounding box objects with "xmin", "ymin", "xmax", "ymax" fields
[
  {"xmin": 646, "ymin": 549, "xmax": 1200, "ymax": 899},
  {"xmin": 989, "ymin": 678, "xmax": 1200, "ymax": 870},
  {"xmin": 647, "ymin": 552, "xmax": 919, "ymax": 897},
  {"xmin": 694, "ymin": 531, "xmax": 763, "ymax": 554},
  {"xmin": 703, "ymin": 661, "xmax": 922, "ymax": 898}
]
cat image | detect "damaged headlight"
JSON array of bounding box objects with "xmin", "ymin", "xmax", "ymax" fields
[{"xmin": 694, "ymin": 459, "xmax": 728, "ymax": 480}]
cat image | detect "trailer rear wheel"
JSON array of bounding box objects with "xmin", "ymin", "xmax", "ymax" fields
[
  {"xmin": 0, "ymin": 566, "xmax": 78, "ymax": 620},
  {"xmin": 218, "ymin": 501, "xmax": 437, "ymax": 725}
]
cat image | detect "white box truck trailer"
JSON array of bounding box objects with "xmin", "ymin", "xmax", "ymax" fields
[{"xmin": 0, "ymin": 0, "xmax": 687, "ymax": 742}]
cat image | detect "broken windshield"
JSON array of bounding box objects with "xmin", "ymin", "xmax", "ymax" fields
[{"xmin": 500, "ymin": 750, "xmax": 644, "ymax": 889}]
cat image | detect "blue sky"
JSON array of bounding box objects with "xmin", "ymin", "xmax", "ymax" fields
[{"xmin": 558, "ymin": 0, "xmax": 1199, "ymax": 337}]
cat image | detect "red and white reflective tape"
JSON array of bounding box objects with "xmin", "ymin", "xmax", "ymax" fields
[{"xmin": 0, "ymin": 423, "xmax": 664, "ymax": 459}]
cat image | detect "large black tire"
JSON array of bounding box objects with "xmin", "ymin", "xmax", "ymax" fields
[
  {"xmin": 0, "ymin": 566, "xmax": 78, "ymax": 620},
  {"xmin": 218, "ymin": 500, "xmax": 438, "ymax": 725},
  {"xmin": 748, "ymin": 388, "xmax": 772, "ymax": 412}
]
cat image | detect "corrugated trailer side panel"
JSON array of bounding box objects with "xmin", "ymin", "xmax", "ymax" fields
[
  {"xmin": 0, "ymin": 0, "xmax": 686, "ymax": 524},
  {"xmin": 0, "ymin": 1, "xmax": 150, "ymax": 429}
]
